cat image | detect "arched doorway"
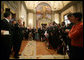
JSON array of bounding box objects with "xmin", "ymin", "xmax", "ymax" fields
[{"xmin": 36, "ymin": 2, "xmax": 52, "ymax": 29}]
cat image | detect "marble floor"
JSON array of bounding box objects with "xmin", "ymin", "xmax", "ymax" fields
[{"xmin": 10, "ymin": 40, "xmax": 69, "ymax": 59}]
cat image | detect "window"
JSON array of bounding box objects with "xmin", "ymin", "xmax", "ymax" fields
[{"xmin": 64, "ymin": 15, "xmax": 71, "ymax": 26}]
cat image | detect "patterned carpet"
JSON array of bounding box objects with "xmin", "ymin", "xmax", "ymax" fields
[
  {"xmin": 36, "ymin": 41, "xmax": 57, "ymax": 55},
  {"xmin": 10, "ymin": 40, "xmax": 69, "ymax": 59},
  {"xmin": 19, "ymin": 40, "xmax": 28, "ymax": 54},
  {"xmin": 19, "ymin": 40, "xmax": 36, "ymax": 59}
]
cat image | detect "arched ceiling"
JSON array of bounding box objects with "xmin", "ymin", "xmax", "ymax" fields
[{"xmin": 24, "ymin": 1, "xmax": 71, "ymax": 11}]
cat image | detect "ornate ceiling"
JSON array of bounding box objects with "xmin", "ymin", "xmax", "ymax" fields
[{"xmin": 24, "ymin": 1, "xmax": 71, "ymax": 11}]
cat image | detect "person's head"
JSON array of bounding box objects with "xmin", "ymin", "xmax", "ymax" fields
[
  {"xmin": 62, "ymin": 22, "xmax": 65, "ymax": 26},
  {"xmin": 67, "ymin": 13, "xmax": 73, "ymax": 22},
  {"xmin": 72, "ymin": 12, "xmax": 82, "ymax": 22},
  {"xmin": 4, "ymin": 12, "xmax": 11, "ymax": 20},
  {"xmin": 67, "ymin": 12, "xmax": 82, "ymax": 23},
  {"xmin": 67, "ymin": 24, "xmax": 70, "ymax": 27},
  {"xmin": 49, "ymin": 22, "xmax": 52, "ymax": 26},
  {"xmin": 12, "ymin": 20, "xmax": 17, "ymax": 24},
  {"xmin": 18, "ymin": 19, "xmax": 22, "ymax": 23},
  {"xmin": 52, "ymin": 21, "xmax": 56, "ymax": 25},
  {"xmin": 57, "ymin": 24, "xmax": 61, "ymax": 28}
]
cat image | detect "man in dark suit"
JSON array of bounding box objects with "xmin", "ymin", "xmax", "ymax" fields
[
  {"xmin": 38, "ymin": 27, "xmax": 41, "ymax": 41},
  {"xmin": 12, "ymin": 19, "xmax": 24, "ymax": 58},
  {"xmin": 31, "ymin": 27, "xmax": 36, "ymax": 40},
  {"xmin": 1, "ymin": 12, "xmax": 13, "ymax": 59},
  {"xmin": 47, "ymin": 23, "xmax": 54, "ymax": 49}
]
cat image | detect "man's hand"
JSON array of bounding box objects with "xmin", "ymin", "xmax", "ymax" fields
[
  {"xmin": 1, "ymin": 30, "xmax": 5, "ymax": 35},
  {"xmin": 65, "ymin": 29, "xmax": 70, "ymax": 33}
]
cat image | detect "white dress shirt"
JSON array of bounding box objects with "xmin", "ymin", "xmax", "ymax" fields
[{"xmin": 5, "ymin": 18, "xmax": 10, "ymax": 22}]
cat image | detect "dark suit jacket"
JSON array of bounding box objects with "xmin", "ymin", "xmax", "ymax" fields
[
  {"xmin": 1, "ymin": 19, "xmax": 13, "ymax": 49},
  {"xmin": 13, "ymin": 23, "xmax": 23, "ymax": 43}
]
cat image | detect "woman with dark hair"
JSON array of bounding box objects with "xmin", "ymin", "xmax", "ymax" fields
[{"xmin": 67, "ymin": 12, "xmax": 83, "ymax": 59}]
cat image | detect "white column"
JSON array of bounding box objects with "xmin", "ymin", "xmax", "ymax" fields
[
  {"xmin": 16, "ymin": 1, "xmax": 21, "ymax": 20},
  {"xmin": 20, "ymin": 3, "xmax": 27, "ymax": 27},
  {"xmin": 33, "ymin": 13, "xmax": 36, "ymax": 28},
  {"xmin": 54, "ymin": 13, "xmax": 60, "ymax": 24},
  {"xmin": 28, "ymin": 13, "xmax": 34, "ymax": 28}
]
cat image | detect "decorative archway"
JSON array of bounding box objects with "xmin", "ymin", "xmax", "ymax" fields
[{"xmin": 36, "ymin": 2, "xmax": 52, "ymax": 29}]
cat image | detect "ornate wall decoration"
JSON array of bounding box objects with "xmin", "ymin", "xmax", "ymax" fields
[
  {"xmin": 36, "ymin": 2, "xmax": 52, "ymax": 21},
  {"xmin": 36, "ymin": 2, "xmax": 52, "ymax": 29}
]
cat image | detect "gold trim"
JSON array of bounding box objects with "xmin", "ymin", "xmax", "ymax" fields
[
  {"xmin": 4, "ymin": 3, "xmax": 8, "ymax": 13},
  {"xmin": 3, "ymin": 3, "xmax": 15, "ymax": 14},
  {"xmin": 10, "ymin": 9, "xmax": 15, "ymax": 14},
  {"xmin": 40, "ymin": 22, "xmax": 47, "ymax": 26}
]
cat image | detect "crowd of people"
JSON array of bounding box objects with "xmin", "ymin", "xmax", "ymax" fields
[
  {"xmin": 1, "ymin": 12, "xmax": 24, "ymax": 58},
  {"xmin": 1, "ymin": 11, "xmax": 83, "ymax": 59}
]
